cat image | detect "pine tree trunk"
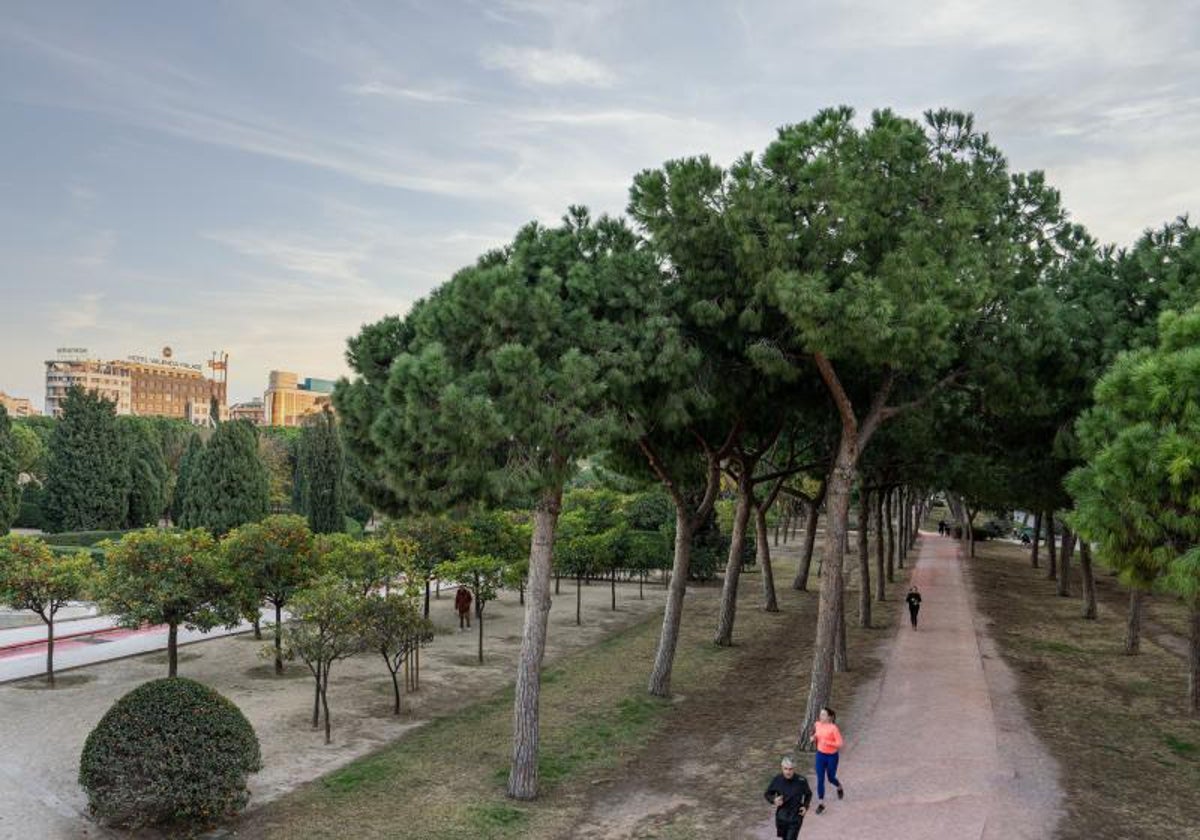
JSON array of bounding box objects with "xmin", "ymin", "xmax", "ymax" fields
[
  {"xmin": 756, "ymin": 504, "xmax": 779, "ymax": 612},
  {"xmin": 253, "ymin": 616, "xmax": 262, "ymax": 640},
  {"xmin": 835, "ymin": 588, "xmax": 849, "ymax": 672},
  {"xmin": 967, "ymin": 507, "xmax": 976, "ymax": 558},
  {"xmin": 274, "ymin": 601, "xmax": 284, "ymax": 675},
  {"xmin": 576, "ymin": 574, "xmax": 582, "ymax": 626},
  {"xmin": 715, "ymin": 477, "xmax": 752, "ymax": 646},
  {"xmin": 1046, "ymin": 511, "xmax": 1058, "ymax": 580},
  {"xmin": 886, "ymin": 488, "xmax": 896, "ymax": 582},
  {"xmin": 507, "ymin": 488, "xmax": 561, "ymax": 801},
  {"xmin": 898, "ymin": 487, "xmax": 906, "ymax": 569},
  {"xmin": 1188, "ymin": 606, "xmax": 1200, "ymax": 716},
  {"xmin": 1031, "ymin": 511, "xmax": 1042, "ymax": 569},
  {"xmin": 168, "ymin": 622, "xmax": 178, "ymax": 677},
  {"xmin": 415, "ymin": 643, "xmax": 420, "ymax": 690},
  {"xmin": 1079, "ymin": 540, "xmax": 1098, "ymax": 620},
  {"xmin": 1057, "ymin": 529, "xmax": 1075, "ymax": 597},
  {"xmin": 1125, "ymin": 589, "xmax": 1143, "ymax": 655},
  {"xmin": 858, "ymin": 487, "xmax": 871, "ymax": 629},
  {"xmin": 424, "ymin": 579, "xmax": 431, "ymax": 619},
  {"xmin": 794, "ymin": 501, "xmax": 820, "ymax": 591},
  {"xmin": 555, "ymin": 574, "xmax": 560, "ymax": 595},
  {"xmin": 799, "ymin": 443, "xmax": 854, "ymax": 749},
  {"xmin": 611, "ymin": 568, "xmax": 616, "ymax": 611},
  {"xmin": 648, "ymin": 508, "xmax": 694, "ymax": 698},
  {"xmin": 874, "ymin": 489, "xmax": 886, "ymax": 602}
]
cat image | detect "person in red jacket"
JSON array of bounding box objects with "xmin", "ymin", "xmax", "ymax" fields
[
  {"xmin": 455, "ymin": 586, "xmax": 473, "ymax": 630},
  {"xmin": 808, "ymin": 706, "xmax": 845, "ymax": 814}
]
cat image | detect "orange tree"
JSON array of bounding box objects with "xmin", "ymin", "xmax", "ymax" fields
[{"xmin": 0, "ymin": 535, "xmax": 94, "ymax": 685}]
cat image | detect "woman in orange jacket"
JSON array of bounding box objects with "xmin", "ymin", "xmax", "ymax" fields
[{"xmin": 809, "ymin": 706, "xmax": 845, "ymax": 814}]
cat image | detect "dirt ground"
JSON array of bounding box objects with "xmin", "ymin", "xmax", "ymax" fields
[
  {"xmin": 968, "ymin": 539, "xmax": 1200, "ymax": 840},
  {"xmin": 232, "ymin": 533, "xmax": 895, "ymax": 840},
  {"xmin": 0, "ymin": 578, "xmax": 667, "ymax": 840}
]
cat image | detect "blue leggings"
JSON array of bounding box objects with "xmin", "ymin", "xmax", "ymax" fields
[{"xmin": 814, "ymin": 751, "xmax": 841, "ymax": 800}]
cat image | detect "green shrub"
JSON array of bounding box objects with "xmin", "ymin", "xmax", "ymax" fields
[
  {"xmin": 79, "ymin": 678, "xmax": 261, "ymax": 830},
  {"xmin": 42, "ymin": 529, "xmax": 130, "ymax": 547}
]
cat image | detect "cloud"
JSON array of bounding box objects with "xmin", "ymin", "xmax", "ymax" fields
[
  {"xmin": 344, "ymin": 81, "xmax": 472, "ymax": 105},
  {"xmin": 481, "ymin": 45, "xmax": 615, "ymax": 87}
]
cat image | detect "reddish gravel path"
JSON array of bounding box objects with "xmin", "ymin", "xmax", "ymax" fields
[{"xmin": 760, "ymin": 533, "xmax": 1064, "ymax": 840}]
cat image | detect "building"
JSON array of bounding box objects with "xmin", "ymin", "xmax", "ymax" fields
[
  {"xmin": 124, "ymin": 353, "xmax": 226, "ymax": 423},
  {"xmin": 44, "ymin": 346, "xmax": 228, "ymax": 424},
  {"xmin": 44, "ymin": 350, "xmax": 132, "ymax": 416},
  {"xmin": 0, "ymin": 391, "xmax": 39, "ymax": 418},
  {"xmin": 264, "ymin": 370, "xmax": 334, "ymax": 427},
  {"xmin": 229, "ymin": 398, "xmax": 265, "ymax": 425}
]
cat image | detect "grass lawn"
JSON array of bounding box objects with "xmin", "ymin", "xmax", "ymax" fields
[{"xmin": 968, "ymin": 539, "xmax": 1200, "ymax": 840}]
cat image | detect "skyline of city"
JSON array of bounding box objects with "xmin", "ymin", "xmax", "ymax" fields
[{"xmin": 3, "ymin": 1, "xmax": 1199, "ymax": 410}]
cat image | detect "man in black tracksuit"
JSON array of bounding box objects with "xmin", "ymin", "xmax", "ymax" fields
[
  {"xmin": 764, "ymin": 756, "xmax": 813, "ymax": 839},
  {"xmin": 906, "ymin": 586, "xmax": 923, "ymax": 628}
]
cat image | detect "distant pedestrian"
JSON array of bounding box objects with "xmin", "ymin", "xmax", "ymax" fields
[
  {"xmin": 455, "ymin": 586, "xmax": 473, "ymax": 630},
  {"xmin": 906, "ymin": 586, "xmax": 922, "ymax": 628},
  {"xmin": 808, "ymin": 707, "xmax": 844, "ymax": 814},
  {"xmin": 763, "ymin": 755, "xmax": 812, "ymax": 839},
  {"xmin": 937, "ymin": 520, "xmax": 947, "ymax": 536}
]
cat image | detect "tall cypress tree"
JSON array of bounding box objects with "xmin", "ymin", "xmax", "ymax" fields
[
  {"xmin": 181, "ymin": 420, "xmax": 269, "ymax": 536},
  {"xmin": 121, "ymin": 417, "xmax": 169, "ymax": 528},
  {"xmin": 298, "ymin": 409, "xmax": 344, "ymax": 533},
  {"xmin": 171, "ymin": 434, "xmax": 202, "ymax": 525},
  {"xmin": 0, "ymin": 406, "xmax": 19, "ymax": 535},
  {"xmin": 44, "ymin": 387, "xmax": 130, "ymax": 533}
]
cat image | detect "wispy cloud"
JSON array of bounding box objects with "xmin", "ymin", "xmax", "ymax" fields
[
  {"xmin": 344, "ymin": 81, "xmax": 472, "ymax": 105},
  {"xmin": 481, "ymin": 45, "xmax": 616, "ymax": 87}
]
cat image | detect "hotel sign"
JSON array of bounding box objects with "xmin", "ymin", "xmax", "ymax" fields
[{"xmin": 127, "ymin": 354, "xmax": 203, "ymax": 372}]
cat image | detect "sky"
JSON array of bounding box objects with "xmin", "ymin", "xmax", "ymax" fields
[{"xmin": 2, "ymin": 0, "xmax": 1199, "ymax": 410}]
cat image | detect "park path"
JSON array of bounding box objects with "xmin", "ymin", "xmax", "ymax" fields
[{"xmin": 770, "ymin": 532, "xmax": 1064, "ymax": 840}]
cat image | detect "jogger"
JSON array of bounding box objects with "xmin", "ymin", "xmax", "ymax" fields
[
  {"xmin": 809, "ymin": 706, "xmax": 844, "ymax": 814},
  {"xmin": 764, "ymin": 755, "xmax": 812, "ymax": 839},
  {"xmin": 906, "ymin": 586, "xmax": 922, "ymax": 628}
]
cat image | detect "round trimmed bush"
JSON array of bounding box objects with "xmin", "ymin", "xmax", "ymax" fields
[{"xmin": 79, "ymin": 677, "xmax": 261, "ymax": 829}]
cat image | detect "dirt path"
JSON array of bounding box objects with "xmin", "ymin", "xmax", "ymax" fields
[
  {"xmin": 567, "ymin": 542, "xmax": 890, "ymax": 839},
  {"xmin": 759, "ymin": 533, "xmax": 1064, "ymax": 840}
]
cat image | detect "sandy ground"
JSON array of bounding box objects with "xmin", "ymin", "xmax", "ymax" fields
[{"xmin": 0, "ymin": 578, "xmax": 666, "ymax": 840}]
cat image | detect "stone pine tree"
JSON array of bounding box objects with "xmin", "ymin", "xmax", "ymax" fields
[
  {"xmin": 624, "ymin": 154, "xmax": 782, "ymax": 697},
  {"xmin": 43, "ymin": 387, "xmax": 131, "ymax": 532},
  {"xmin": 181, "ymin": 420, "xmax": 269, "ymax": 536},
  {"xmin": 297, "ymin": 408, "xmax": 344, "ymax": 533},
  {"xmin": 1069, "ymin": 307, "xmax": 1200, "ymax": 713},
  {"xmin": 336, "ymin": 209, "xmax": 677, "ymax": 801},
  {"xmin": 171, "ymin": 433, "xmax": 202, "ymax": 525},
  {"xmin": 0, "ymin": 406, "xmax": 19, "ymax": 535},
  {"xmin": 746, "ymin": 108, "xmax": 1054, "ymax": 745},
  {"xmin": 120, "ymin": 417, "xmax": 170, "ymax": 528}
]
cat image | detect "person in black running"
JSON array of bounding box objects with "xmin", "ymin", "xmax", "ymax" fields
[
  {"xmin": 906, "ymin": 586, "xmax": 922, "ymax": 628},
  {"xmin": 764, "ymin": 755, "xmax": 812, "ymax": 839}
]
